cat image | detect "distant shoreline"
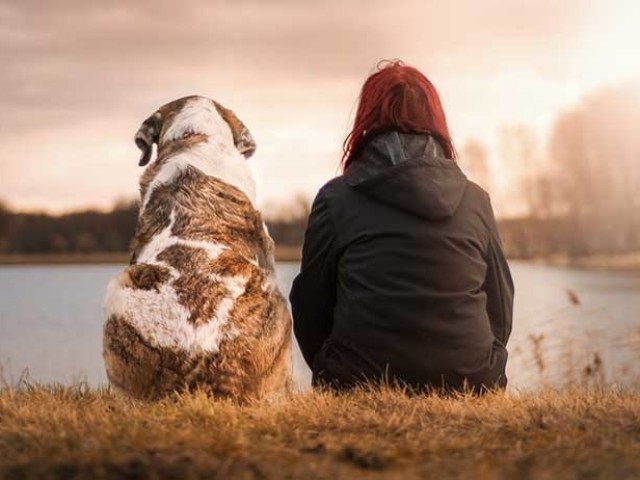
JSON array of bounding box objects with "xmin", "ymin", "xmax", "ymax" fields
[
  {"xmin": 0, "ymin": 246, "xmax": 303, "ymax": 266},
  {"xmin": 2, "ymin": 250, "xmax": 640, "ymax": 271},
  {"xmin": 514, "ymin": 252, "xmax": 640, "ymax": 272}
]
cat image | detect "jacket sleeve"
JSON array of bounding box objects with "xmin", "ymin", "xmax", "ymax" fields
[
  {"xmin": 482, "ymin": 199, "xmax": 515, "ymax": 346},
  {"xmin": 290, "ymin": 188, "xmax": 338, "ymax": 368}
]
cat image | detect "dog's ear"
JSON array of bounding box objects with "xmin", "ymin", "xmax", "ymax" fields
[
  {"xmin": 134, "ymin": 112, "xmax": 161, "ymax": 166},
  {"xmin": 214, "ymin": 102, "xmax": 257, "ymax": 159}
]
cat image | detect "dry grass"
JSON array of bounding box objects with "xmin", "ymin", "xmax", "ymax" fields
[{"xmin": 1, "ymin": 385, "xmax": 640, "ymax": 479}]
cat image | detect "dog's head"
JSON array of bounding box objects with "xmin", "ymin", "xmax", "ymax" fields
[{"xmin": 134, "ymin": 96, "xmax": 256, "ymax": 167}]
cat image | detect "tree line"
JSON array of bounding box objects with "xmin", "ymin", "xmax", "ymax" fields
[
  {"xmin": 0, "ymin": 200, "xmax": 138, "ymax": 254},
  {"xmin": 0, "ymin": 199, "xmax": 308, "ymax": 255}
]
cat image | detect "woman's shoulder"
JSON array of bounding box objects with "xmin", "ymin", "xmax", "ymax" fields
[
  {"xmin": 463, "ymin": 180, "xmax": 488, "ymax": 200},
  {"xmin": 320, "ymin": 174, "xmax": 348, "ymax": 191},
  {"xmin": 463, "ymin": 180, "xmax": 493, "ymax": 209},
  {"xmin": 314, "ymin": 175, "xmax": 351, "ymax": 203},
  {"xmin": 460, "ymin": 181, "xmax": 500, "ymax": 239}
]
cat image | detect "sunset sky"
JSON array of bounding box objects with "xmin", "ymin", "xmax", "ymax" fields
[{"xmin": 1, "ymin": 0, "xmax": 639, "ymax": 217}]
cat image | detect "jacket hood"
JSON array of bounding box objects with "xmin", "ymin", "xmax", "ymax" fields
[{"xmin": 345, "ymin": 131, "xmax": 468, "ymax": 220}]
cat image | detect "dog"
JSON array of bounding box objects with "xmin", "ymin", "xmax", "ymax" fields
[{"xmin": 103, "ymin": 95, "xmax": 292, "ymax": 401}]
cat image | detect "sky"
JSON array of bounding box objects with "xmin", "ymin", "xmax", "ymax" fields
[{"xmin": 1, "ymin": 0, "xmax": 640, "ymax": 217}]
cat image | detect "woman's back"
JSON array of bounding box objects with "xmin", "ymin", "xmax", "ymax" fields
[{"xmin": 291, "ymin": 131, "xmax": 513, "ymax": 391}]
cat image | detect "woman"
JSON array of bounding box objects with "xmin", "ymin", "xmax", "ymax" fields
[{"xmin": 290, "ymin": 61, "xmax": 514, "ymax": 393}]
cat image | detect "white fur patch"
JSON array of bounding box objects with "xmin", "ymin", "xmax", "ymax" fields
[
  {"xmin": 161, "ymin": 98, "xmax": 232, "ymax": 145},
  {"xmin": 140, "ymin": 97, "xmax": 256, "ymax": 213},
  {"xmin": 104, "ymin": 279, "xmax": 243, "ymax": 354},
  {"xmin": 136, "ymin": 211, "xmax": 227, "ymax": 266},
  {"xmin": 104, "ymin": 210, "xmax": 248, "ymax": 354}
]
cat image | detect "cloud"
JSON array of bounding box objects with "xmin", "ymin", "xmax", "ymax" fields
[
  {"xmin": 0, "ymin": 0, "xmax": 386, "ymax": 131},
  {"xmin": 0, "ymin": 0, "xmax": 636, "ymax": 212},
  {"xmin": 0, "ymin": 0, "xmax": 594, "ymax": 135}
]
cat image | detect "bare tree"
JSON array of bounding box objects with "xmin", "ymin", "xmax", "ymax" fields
[
  {"xmin": 459, "ymin": 139, "xmax": 492, "ymax": 192},
  {"xmin": 549, "ymin": 81, "xmax": 640, "ymax": 252},
  {"xmin": 498, "ymin": 125, "xmax": 557, "ymax": 218}
]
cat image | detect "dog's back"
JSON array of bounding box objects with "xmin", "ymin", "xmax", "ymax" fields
[{"xmin": 103, "ymin": 97, "xmax": 292, "ymax": 401}]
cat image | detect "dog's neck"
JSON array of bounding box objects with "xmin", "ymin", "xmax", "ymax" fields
[{"xmin": 140, "ymin": 137, "xmax": 256, "ymax": 214}]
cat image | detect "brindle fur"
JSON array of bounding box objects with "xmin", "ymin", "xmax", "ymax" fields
[{"xmin": 104, "ymin": 98, "xmax": 292, "ymax": 402}]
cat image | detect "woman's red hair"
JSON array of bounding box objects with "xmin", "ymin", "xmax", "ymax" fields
[{"xmin": 342, "ymin": 60, "xmax": 456, "ymax": 170}]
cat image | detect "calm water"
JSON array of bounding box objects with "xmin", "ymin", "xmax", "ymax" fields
[{"xmin": 1, "ymin": 262, "xmax": 639, "ymax": 391}]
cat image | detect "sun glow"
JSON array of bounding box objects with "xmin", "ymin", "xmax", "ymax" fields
[{"xmin": 581, "ymin": 1, "xmax": 640, "ymax": 84}]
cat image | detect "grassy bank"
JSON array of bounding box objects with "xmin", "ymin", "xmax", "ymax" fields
[{"xmin": 1, "ymin": 386, "xmax": 639, "ymax": 479}]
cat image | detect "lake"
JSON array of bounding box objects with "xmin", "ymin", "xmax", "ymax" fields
[{"xmin": 1, "ymin": 262, "xmax": 639, "ymax": 391}]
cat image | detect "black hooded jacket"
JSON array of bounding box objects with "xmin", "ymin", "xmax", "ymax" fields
[{"xmin": 290, "ymin": 131, "xmax": 514, "ymax": 392}]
